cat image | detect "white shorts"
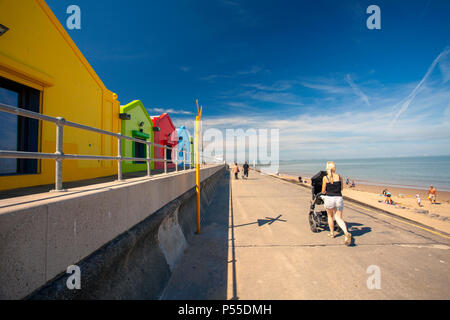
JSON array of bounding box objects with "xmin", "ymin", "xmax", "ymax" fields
[{"xmin": 322, "ymin": 196, "xmax": 344, "ymax": 211}]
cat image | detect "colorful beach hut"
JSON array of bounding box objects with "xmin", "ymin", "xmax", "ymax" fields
[
  {"xmin": 176, "ymin": 126, "xmax": 191, "ymax": 167},
  {"xmin": 119, "ymin": 100, "xmax": 154, "ymax": 173},
  {"xmin": 151, "ymin": 113, "xmax": 178, "ymax": 169},
  {"xmin": 0, "ymin": 0, "xmax": 120, "ymax": 191}
]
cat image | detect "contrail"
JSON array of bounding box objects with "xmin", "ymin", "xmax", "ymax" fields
[
  {"xmin": 390, "ymin": 47, "xmax": 450, "ymax": 126},
  {"xmin": 346, "ymin": 74, "xmax": 370, "ymax": 107}
]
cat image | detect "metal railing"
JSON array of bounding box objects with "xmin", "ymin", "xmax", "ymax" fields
[{"xmin": 0, "ymin": 102, "xmax": 194, "ymax": 192}]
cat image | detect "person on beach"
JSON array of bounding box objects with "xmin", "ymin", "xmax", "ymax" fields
[
  {"xmin": 233, "ymin": 163, "xmax": 240, "ymax": 180},
  {"xmin": 428, "ymin": 186, "xmax": 437, "ymax": 204},
  {"xmin": 321, "ymin": 161, "xmax": 352, "ymax": 246},
  {"xmin": 385, "ymin": 193, "xmax": 393, "ymax": 205},
  {"xmin": 243, "ymin": 161, "xmax": 249, "ymax": 179},
  {"xmin": 416, "ymin": 194, "xmax": 422, "ymax": 207},
  {"xmin": 383, "ymin": 189, "xmax": 393, "ymax": 205}
]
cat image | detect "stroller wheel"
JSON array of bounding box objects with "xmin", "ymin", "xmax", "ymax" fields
[{"xmin": 309, "ymin": 212, "xmax": 319, "ymax": 233}]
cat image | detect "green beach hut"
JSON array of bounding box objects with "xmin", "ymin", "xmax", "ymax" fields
[{"xmin": 119, "ymin": 100, "xmax": 155, "ymax": 173}]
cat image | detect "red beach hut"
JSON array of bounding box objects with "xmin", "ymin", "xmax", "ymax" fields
[{"xmin": 151, "ymin": 113, "xmax": 178, "ymax": 169}]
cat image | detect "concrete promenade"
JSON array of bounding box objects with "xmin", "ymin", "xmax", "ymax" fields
[{"xmin": 163, "ymin": 169, "xmax": 450, "ymax": 300}]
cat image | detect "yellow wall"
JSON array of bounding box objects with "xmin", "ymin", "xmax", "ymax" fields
[{"xmin": 0, "ymin": 0, "xmax": 120, "ymax": 191}]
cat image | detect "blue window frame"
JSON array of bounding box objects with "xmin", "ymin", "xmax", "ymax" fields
[{"xmin": 0, "ymin": 76, "xmax": 40, "ymax": 175}]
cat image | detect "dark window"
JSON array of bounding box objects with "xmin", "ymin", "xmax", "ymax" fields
[
  {"xmin": 166, "ymin": 145, "xmax": 172, "ymax": 162},
  {"xmin": 133, "ymin": 140, "xmax": 146, "ymax": 164},
  {"xmin": 0, "ymin": 76, "xmax": 40, "ymax": 175}
]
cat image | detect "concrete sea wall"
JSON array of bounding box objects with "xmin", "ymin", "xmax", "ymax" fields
[{"xmin": 0, "ymin": 165, "xmax": 225, "ymax": 299}]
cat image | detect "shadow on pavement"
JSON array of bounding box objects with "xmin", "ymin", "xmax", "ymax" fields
[
  {"xmin": 347, "ymin": 222, "xmax": 372, "ymax": 237},
  {"xmin": 233, "ymin": 214, "xmax": 287, "ymax": 228},
  {"xmin": 162, "ymin": 170, "xmax": 232, "ymax": 300}
]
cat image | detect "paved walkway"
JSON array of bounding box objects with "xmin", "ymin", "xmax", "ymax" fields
[{"xmin": 163, "ymin": 169, "xmax": 450, "ymax": 299}]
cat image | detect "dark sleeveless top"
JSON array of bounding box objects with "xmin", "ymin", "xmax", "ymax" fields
[{"xmin": 325, "ymin": 177, "xmax": 342, "ymax": 197}]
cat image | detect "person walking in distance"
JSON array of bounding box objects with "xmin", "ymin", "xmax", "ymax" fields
[
  {"xmin": 243, "ymin": 161, "xmax": 249, "ymax": 179},
  {"xmin": 321, "ymin": 161, "xmax": 352, "ymax": 246},
  {"xmin": 233, "ymin": 163, "xmax": 240, "ymax": 180}
]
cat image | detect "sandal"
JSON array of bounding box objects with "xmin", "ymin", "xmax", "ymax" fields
[
  {"xmin": 344, "ymin": 233, "xmax": 352, "ymax": 246},
  {"xmin": 328, "ymin": 233, "xmax": 335, "ymax": 238}
]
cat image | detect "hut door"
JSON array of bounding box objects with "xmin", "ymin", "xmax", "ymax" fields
[
  {"xmin": 166, "ymin": 144, "xmax": 172, "ymax": 162},
  {"xmin": 133, "ymin": 139, "xmax": 146, "ymax": 164}
]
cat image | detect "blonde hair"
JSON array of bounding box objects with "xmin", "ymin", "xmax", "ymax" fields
[{"xmin": 326, "ymin": 161, "xmax": 336, "ymax": 183}]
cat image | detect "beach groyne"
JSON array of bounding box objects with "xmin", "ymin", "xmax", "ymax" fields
[{"xmin": 0, "ymin": 164, "xmax": 225, "ymax": 300}]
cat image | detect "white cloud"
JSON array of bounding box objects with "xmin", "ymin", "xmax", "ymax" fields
[
  {"xmin": 227, "ymin": 102, "xmax": 249, "ymax": 108},
  {"xmin": 198, "ymin": 81, "xmax": 450, "ymax": 160},
  {"xmin": 391, "ymin": 47, "xmax": 450, "ymax": 126},
  {"xmin": 444, "ymin": 104, "xmax": 450, "ymax": 126},
  {"xmin": 345, "ymin": 74, "xmax": 370, "ymax": 107},
  {"xmin": 201, "ymin": 74, "xmax": 219, "ymax": 81},
  {"xmin": 151, "ymin": 107, "xmax": 193, "ymax": 115},
  {"xmin": 195, "ymin": 49, "xmax": 450, "ymax": 160},
  {"xmin": 301, "ymin": 81, "xmax": 350, "ymax": 94},
  {"xmin": 439, "ymin": 49, "xmax": 450, "ymax": 83},
  {"xmin": 201, "ymin": 65, "xmax": 266, "ymax": 81},
  {"xmin": 243, "ymin": 81, "xmax": 293, "ymax": 91},
  {"xmin": 243, "ymin": 91, "xmax": 303, "ymax": 106},
  {"xmin": 237, "ymin": 65, "xmax": 262, "ymax": 75}
]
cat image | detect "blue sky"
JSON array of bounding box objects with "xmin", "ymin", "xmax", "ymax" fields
[{"xmin": 47, "ymin": 0, "xmax": 450, "ymax": 160}]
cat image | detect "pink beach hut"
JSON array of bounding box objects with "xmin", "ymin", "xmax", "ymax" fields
[{"xmin": 150, "ymin": 113, "xmax": 178, "ymax": 169}]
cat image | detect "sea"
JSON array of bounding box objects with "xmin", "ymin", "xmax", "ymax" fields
[{"xmin": 257, "ymin": 156, "xmax": 450, "ymax": 192}]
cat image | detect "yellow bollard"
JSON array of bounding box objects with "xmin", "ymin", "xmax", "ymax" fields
[{"xmin": 195, "ymin": 99, "xmax": 202, "ymax": 234}]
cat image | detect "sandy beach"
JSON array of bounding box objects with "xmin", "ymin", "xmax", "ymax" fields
[{"xmin": 273, "ymin": 172, "xmax": 450, "ymax": 235}]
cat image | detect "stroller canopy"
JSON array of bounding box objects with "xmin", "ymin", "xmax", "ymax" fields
[{"xmin": 311, "ymin": 170, "xmax": 327, "ymax": 197}]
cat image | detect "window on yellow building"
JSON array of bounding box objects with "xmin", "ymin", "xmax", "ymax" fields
[{"xmin": 0, "ymin": 76, "xmax": 40, "ymax": 175}]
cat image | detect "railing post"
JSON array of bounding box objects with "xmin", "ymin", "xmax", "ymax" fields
[
  {"xmin": 183, "ymin": 151, "xmax": 186, "ymax": 170},
  {"xmin": 117, "ymin": 133, "xmax": 123, "ymax": 181},
  {"xmin": 146, "ymin": 142, "xmax": 151, "ymax": 177},
  {"xmin": 164, "ymin": 147, "xmax": 167, "ymax": 174},
  {"xmin": 175, "ymin": 148, "xmax": 178, "ymax": 172},
  {"xmin": 54, "ymin": 117, "xmax": 65, "ymax": 191}
]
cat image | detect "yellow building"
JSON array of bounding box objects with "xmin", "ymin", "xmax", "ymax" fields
[{"xmin": 0, "ymin": 0, "xmax": 120, "ymax": 191}]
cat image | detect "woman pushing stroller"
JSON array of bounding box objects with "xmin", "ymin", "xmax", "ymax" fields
[{"xmin": 321, "ymin": 161, "xmax": 352, "ymax": 246}]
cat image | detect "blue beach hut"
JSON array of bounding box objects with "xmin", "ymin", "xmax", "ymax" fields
[{"xmin": 176, "ymin": 126, "xmax": 191, "ymax": 167}]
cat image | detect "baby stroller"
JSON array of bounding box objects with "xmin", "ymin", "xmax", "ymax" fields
[{"xmin": 308, "ymin": 171, "xmax": 341, "ymax": 233}]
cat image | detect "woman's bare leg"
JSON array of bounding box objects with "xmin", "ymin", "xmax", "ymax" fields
[
  {"xmin": 335, "ymin": 210, "xmax": 349, "ymax": 235},
  {"xmin": 327, "ymin": 209, "xmax": 335, "ymax": 236}
]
